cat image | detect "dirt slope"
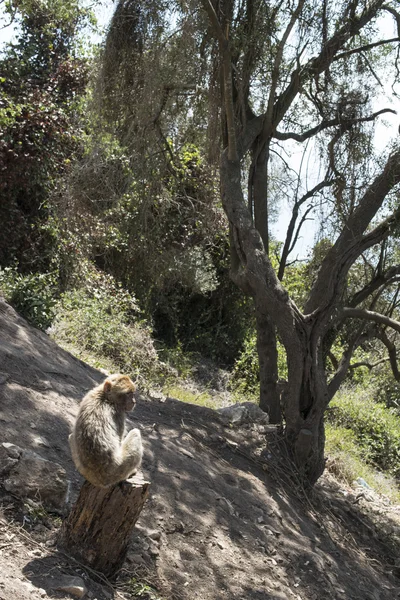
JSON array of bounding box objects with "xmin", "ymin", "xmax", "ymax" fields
[{"xmin": 0, "ymin": 296, "xmax": 399, "ymax": 600}]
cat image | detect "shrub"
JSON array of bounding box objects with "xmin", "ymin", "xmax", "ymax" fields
[
  {"xmin": 327, "ymin": 385, "xmax": 400, "ymax": 478},
  {"xmin": 51, "ymin": 282, "xmax": 159, "ymax": 383},
  {"xmin": 0, "ymin": 267, "xmax": 58, "ymax": 329},
  {"xmin": 231, "ymin": 331, "xmax": 288, "ymax": 395},
  {"xmin": 325, "ymin": 422, "xmax": 400, "ymax": 502}
]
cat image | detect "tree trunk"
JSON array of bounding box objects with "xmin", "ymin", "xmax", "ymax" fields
[
  {"xmin": 255, "ymin": 305, "xmax": 281, "ymax": 423},
  {"xmin": 283, "ymin": 334, "xmax": 328, "ymax": 485},
  {"xmin": 59, "ymin": 475, "xmax": 150, "ymax": 578}
]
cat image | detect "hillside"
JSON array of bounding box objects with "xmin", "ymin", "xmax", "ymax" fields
[{"xmin": 0, "ymin": 296, "xmax": 400, "ymax": 600}]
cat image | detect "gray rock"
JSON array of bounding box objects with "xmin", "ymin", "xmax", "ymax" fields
[
  {"xmin": 4, "ymin": 449, "xmax": 68, "ymax": 511},
  {"xmin": 0, "ymin": 443, "xmax": 22, "ymax": 476},
  {"xmin": 2, "ymin": 442, "xmax": 23, "ymax": 459},
  {"xmin": 240, "ymin": 402, "xmax": 270, "ymax": 424},
  {"xmin": 217, "ymin": 404, "xmax": 249, "ymax": 425},
  {"xmin": 217, "ymin": 402, "xmax": 269, "ymax": 426},
  {"xmin": 53, "ymin": 576, "xmax": 87, "ymax": 598},
  {"xmin": 147, "ymin": 529, "xmax": 162, "ymax": 541}
]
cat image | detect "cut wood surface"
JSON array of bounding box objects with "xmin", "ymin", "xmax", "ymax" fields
[{"xmin": 59, "ymin": 474, "xmax": 150, "ymax": 577}]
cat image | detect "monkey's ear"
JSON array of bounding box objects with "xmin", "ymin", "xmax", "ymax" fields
[{"xmin": 103, "ymin": 380, "xmax": 112, "ymax": 394}]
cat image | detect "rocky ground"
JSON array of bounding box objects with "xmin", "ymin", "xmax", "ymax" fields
[{"xmin": 0, "ymin": 296, "xmax": 400, "ymax": 600}]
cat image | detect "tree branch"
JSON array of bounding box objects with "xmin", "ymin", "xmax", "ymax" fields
[
  {"xmin": 349, "ymin": 357, "xmax": 389, "ymax": 370},
  {"xmin": 272, "ymin": 0, "xmax": 386, "ymax": 131},
  {"xmin": 200, "ymin": 0, "xmax": 238, "ymax": 161},
  {"xmin": 342, "ymin": 307, "xmax": 400, "ymax": 334},
  {"xmin": 333, "ymin": 37, "xmax": 400, "ymax": 61},
  {"xmin": 327, "ymin": 323, "xmax": 365, "ymax": 399},
  {"xmin": 305, "ymin": 147, "xmax": 400, "ymax": 316},
  {"xmin": 278, "ymin": 178, "xmax": 333, "ymax": 280},
  {"xmin": 263, "ymin": 0, "xmax": 306, "ymax": 140},
  {"xmin": 375, "ymin": 328, "xmax": 400, "ymax": 380},
  {"xmin": 383, "ymin": 5, "xmax": 400, "ymax": 36},
  {"xmin": 274, "ymin": 108, "xmax": 396, "ymax": 143},
  {"xmin": 349, "ymin": 267, "xmax": 400, "ymax": 307}
]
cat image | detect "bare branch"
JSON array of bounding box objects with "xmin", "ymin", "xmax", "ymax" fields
[
  {"xmin": 328, "ymin": 322, "xmax": 365, "ymax": 399},
  {"xmin": 305, "ymin": 147, "xmax": 400, "ymax": 316},
  {"xmin": 288, "ymin": 206, "xmax": 314, "ymax": 254},
  {"xmin": 264, "ymin": 0, "xmax": 306, "ymax": 138},
  {"xmin": 272, "ymin": 0, "xmax": 386, "ymax": 131},
  {"xmin": 274, "ymin": 108, "xmax": 396, "ymax": 142},
  {"xmin": 278, "ymin": 178, "xmax": 334, "ymax": 280},
  {"xmin": 342, "ymin": 307, "xmax": 400, "ymax": 334},
  {"xmin": 334, "ymin": 37, "xmax": 400, "ymax": 61},
  {"xmin": 349, "ymin": 357, "xmax": 389, "ymax": 370},
  {"xmin": 383, "ymin": 5, "xmax": 400, "ymax": 36},
  {"xmin": 375, "ymin": 328, "xmax": 400, "ymax": 380},
  {"xmin": 350, "ymin": 267, "xmax": 400, "ymax": 307}
]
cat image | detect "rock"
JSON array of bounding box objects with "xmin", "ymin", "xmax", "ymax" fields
[
  {"xmin": 147, "ymin": 529, "xmax": 162, "ymax": 541},
  {"xmin": 217, "ymin": 404, "xmax": 249, "ymax": 425},
  {"xmin": 0, "ymin": 372, "xmax": 9, "ymax": 385},
  {"xmin": 217, "ymin": 402, "xmax": 269, "ymax": 426},
  {"xmin": 179, "ymin": 447, "xmax": 195, "ymax": 459},
  {"xmin": 240, "ymin": 402, "xmax": 270, "ymax": 424},
  {"xmin": 0, "ymin": 456, "xmax": 19, "ymax": 476},
  {"xmin": 355, "ymin": 477, "xmax": 371, "ymax": 489},
  {"xmin": 0, "ymin": 443, "xmax": 22, "ymax": 476},
  {"xmin": 53, "ymin": 576, "xmax": 87, "ymax": 598},
  {"xmin": 126, "ymin": 552, "xmax": 147, "ymax": 566},
  {"xmin": 32, "ymin": 436, "xmax": 51, "ymax": 449},
  {"xmin": 257, "ymin": 515, "xmax": 265, "ymax": 524},
  {"xmin": 4, "ymin": 449, "xmax": 69, "ymax": 511},
  {"xmin": 149, "ymin": 543, "xmax": 160, "ymax": 556},
  {"xmin": 2, "ymin": 442, "xmax": 22, "ymax": 459}
]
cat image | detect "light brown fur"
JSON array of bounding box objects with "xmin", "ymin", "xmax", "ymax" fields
[{"xmin": 69, "ymin": 374, "xmax": 143, "ymax": 487}]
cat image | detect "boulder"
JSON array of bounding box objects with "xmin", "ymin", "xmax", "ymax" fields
[
  {"xmin": 217, "ymin": 402, "xmax": 269, "ymax": 426},
  {"xmin": 2, "ymin": 447, "xmax": 68, "ymax": 511}
]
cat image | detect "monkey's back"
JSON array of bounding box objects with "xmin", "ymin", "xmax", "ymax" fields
[{"xmin": 72, "ymin": 390, "xmax": 123, "ymax": 477}]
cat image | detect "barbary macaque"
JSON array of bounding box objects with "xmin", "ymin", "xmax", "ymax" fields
[{"xmin": 69, "ymin": 374, "xmax": 143, "ymax": 487}]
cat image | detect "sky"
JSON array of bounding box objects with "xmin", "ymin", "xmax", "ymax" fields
[{"xmin": 1, "ymin": 2, "xmax": 399, "ymax": 260}]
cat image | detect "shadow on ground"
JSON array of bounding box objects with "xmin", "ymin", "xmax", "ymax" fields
[{"xmin": 0, "ymin": 298, "xmax": 399, "ymax": 600}]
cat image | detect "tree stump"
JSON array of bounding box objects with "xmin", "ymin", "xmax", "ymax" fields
[{"xmin": 59, "ymin": 474, "xmax": 150, "ymax": 578}]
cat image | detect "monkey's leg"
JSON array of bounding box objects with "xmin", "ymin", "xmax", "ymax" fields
[
  {"xmin": 69, "ymin": 433, "xmax": 83, "ymax": 471},
  {"xmin": 117, "ymin": 429, "xmax": 143, "ymax": 480}
]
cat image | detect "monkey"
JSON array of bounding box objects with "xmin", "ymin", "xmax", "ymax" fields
[{"xmin": 69, "ymin": 374, "xmax": 143, "ymax": 488}]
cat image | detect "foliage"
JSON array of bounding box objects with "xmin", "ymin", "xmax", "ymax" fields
[
  {"xmin": 58, "ymin": 124, "xmax": 252, "ymax": 363},
  {"xmin": 325, "ymin": 423, "xmax": 400, "ymax": 503},
  {"xmin": 163, "ymin": 384, "xmax": 218, "ymax": 409},
  {"xmin": 327, "ymin": 386, "xmax": 400, "ymax": 479},
  {"xmin": 231, "ymin": 331, "xmax": 287, "ymax": 395},
  {"xmin": 0, "ymin": 267, "xmax": 58, "ymax": 329},
  {"xmin": 51, "ymin": 273, "xmax": 160, "ymax": 384},
  {"xmin": 373, "ymin": 366, "xmax": 400, "ymax": 412},
  {"xmin": 0, "ymin": 0, "xmax": 91, "ymax": 271},
  {"xmin": 125, "ymin": 577, "xmax": 163, "ymax": 600}
]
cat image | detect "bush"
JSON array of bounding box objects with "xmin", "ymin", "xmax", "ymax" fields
[
  {"xmin": 50, "ymin": 272, "xmax": 161, "ymax": 383},
  {"xmin": 325, "ymin": 423, "xmax": 400, "ymax": 502},
  {"xmin": 231, "ymin": 331, "xmax": 288, "ymax": 395},
  {"xmin": 327, "ymin": 385, "xmax": 400, "ymax": 478},
  {"xmin": 0, "ymin": 267, "xmax": 58, "ymax": 329}
]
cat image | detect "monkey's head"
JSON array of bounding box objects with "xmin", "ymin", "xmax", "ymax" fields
[{"xmin": 103, "ymin": 374, "xmax": 137, "ymax": 412}]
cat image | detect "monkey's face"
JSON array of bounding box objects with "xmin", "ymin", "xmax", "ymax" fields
[
  {"xmin": 123, "ymin": 391, "xmax": 136, "ymax": 412},
  {"xmin": 103, "ymin": 374, "xmax": 137, "ymax": 411}
]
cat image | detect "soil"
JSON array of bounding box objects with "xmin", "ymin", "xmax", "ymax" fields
[{"xmin": 0, "ymin": 296, "xmax": 400, "ymax": 600}]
